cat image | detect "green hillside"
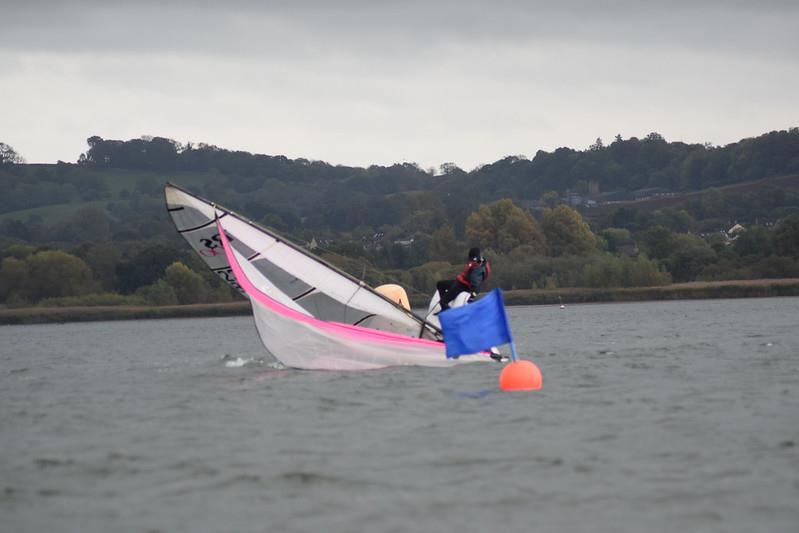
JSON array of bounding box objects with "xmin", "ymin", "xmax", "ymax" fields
[{"xmin": 1, "ymin": 130, "xmax": 799, "ymax": 310}]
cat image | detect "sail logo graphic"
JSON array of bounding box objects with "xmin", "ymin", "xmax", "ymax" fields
[
  {"xmin": 216, "ymin": 268, "xmax": 244, "ymax": 293},
  {"xmin": 198, "ymin": 232, "xmax": 235, "ymax": 257}
]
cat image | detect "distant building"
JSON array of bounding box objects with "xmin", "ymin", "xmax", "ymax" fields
[
  {"xmin": 565, "ymin": 192, "xmax": 584, "ymax": 207},
  {"xmin": 726, "ymin": 223, "xmax": 745, "ymax": 241},
  {"xmin": 393, "ymin": 237, "xmax": 415, "ymax": 247},
  {"xmin": 632, "ymin": 187, "xmax": 674, "ymax": 201},
  {"xmin": 359, "ymin": 231, "xmax": 386, "ymax": 250},
  {"xmin": 563, "ymin": 192, "xmax": 598, "ymax": 209},
  {"xmin": 307, "ymin": 237, "xmax": 333, "ymax": 249}
]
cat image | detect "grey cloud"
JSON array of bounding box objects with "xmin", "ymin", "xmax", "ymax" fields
[
  {"xmin": 3, "ymin": 0, "xmax": 797, "ymax": 167},
  {"xmin": 2, "ymin": 0, "xmax": 797, "ymax": 60}
]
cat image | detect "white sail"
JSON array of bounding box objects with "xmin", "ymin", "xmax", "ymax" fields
[{"xmin": 164, "ymin": 183, "xmax": 441, "ymax": 340}]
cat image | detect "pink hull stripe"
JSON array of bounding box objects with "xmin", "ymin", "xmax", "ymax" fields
[{"xmin": 217, "ymin": 218, "xmax": 446, "ymax": 348}]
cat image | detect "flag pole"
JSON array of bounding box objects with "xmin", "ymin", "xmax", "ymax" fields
[{"xmin": 509, "ymin": 341, "xmax": 519, "ymax": 362}]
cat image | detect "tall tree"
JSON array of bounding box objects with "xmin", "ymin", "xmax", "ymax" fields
[
  {"xmin": 733, "ymin": 226, "xmax": 773, "ymax": 258},
  {"xmin": 540, "ymin": 190, "xmax": 561, "ymax": 208},
  {"xmin": 664, "ymin": 234, "xmax": 717, "ymax": 282},
  {"xmin": 73, "ymin": 243, "xmax": 122, "ymax": 290},
  {"xmin": 600, "ymin": 228, "xmax": 634, "ymax": 254},
  {"xmin": 164, "ymin": 261, "xmax": 207, "ymax": 304},
  {"xmin": 0, "ymin": 257, "xmax": 28, "ymax": 302},
  {"xmin": 465, "ymin": 199, "xmax": 546, "ymax": 254},
  {"xmin": 0, "ymin": 142, "xmax": 25, "ymax": 165},
  {"xmin": 115, "ymin": 245, "xmax": 184, "ymax": 293},
  {"xmin": 638, "ymin": 226, "xmax": 676, "ymax": 260},
  {"xmin": 23, "ymin": 251, "xmax": 95, "ymax": 301},
  {"xmin": 431, "ymin": 224, "xmax": 456, "ymax": 261},
  {"xmin": 773, "ymin": 214, "xmax": 799, "ymax": 258},
  {"xmin": 540, "ymin": 205, "xmax": 597, "ymax": 256}
]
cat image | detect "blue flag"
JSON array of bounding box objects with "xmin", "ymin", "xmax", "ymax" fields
[{"xmin": 438, "ymin": 288, "xmax": 513, "ymax": 358}]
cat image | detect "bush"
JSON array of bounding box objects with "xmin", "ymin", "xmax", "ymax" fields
[
  {"xmin": 750, "ymin": 256, "xmax": 799, "ymax": 278},
  {"xmin": 164, "ymin": 261, "xmax": 207, "ymax": 304},
  {"xmin": 135, "ymin": 280, "xmax": 179, "ymax": 306},
  {"xmin": 485, "ymin": 250, "xmax": 592, "ymax": 290},
  {"xmin": 580, "ymin": 255, "xmax": 670, "ymax": 288},
  {"xmin": 1, "ymin": 250, "xmax": 96, "ymax": 303},
  {"xmin": 206, "ymin": 283, "xmax": 238, "ymax": 303},
  {"xmin": 622, "ymin": 256, "xmax": 672, "ymax": 287}
]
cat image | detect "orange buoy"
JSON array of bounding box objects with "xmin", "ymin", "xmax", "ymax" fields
[{"xmin": 499, "ymin": 360, "xmax": 542, "ymax": 391}]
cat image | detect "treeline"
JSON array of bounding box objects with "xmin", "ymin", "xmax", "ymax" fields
[
  {"xmin": 4, "ymin": 129, "xmax": 798, "ymax": 234},
  {"xmin": 461, "ymin": 130, "xmax": 799, "ymax": 200},
  {"xmin": 1, "ymin": 197, "xmax": 799, "ymax": 308},
  {"xmin": 329, "ymin": 200, "xmax": 799, "ymax": 296},
  {"xmin": 0, "ymin": 242, "xmax": 237, "ymax": 308},
  {"xmin": 77, "ymin": 129, "xmax": 799, "ymax": 198},
  {"xmin": 4, "ymin": 129, "xmax": 799, "ymax": 216},
  {"xmin": 1, "ymin": 130, "xmax": 799, "ymax": 308},
  {"xmin": 0, "ymin": 199, "xmax": 669, "ymax": 307}
]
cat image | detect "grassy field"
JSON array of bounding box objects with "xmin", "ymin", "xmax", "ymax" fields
[
  {"xmin": 3, "ymin": 279, "xmax": 799, "ymax": 325},
  {"xmin": 603, "ymin": 173, "xmax": 799, "ymax": 213},
  {"xmin": 0, "ymin": 201, "xmax": 109, "ymax": 224},
  {"xmin": 0, "ymin": 168, "xmax": 212, "ymax": 224}
]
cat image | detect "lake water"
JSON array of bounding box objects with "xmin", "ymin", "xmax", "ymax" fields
[{"xmin": 1, "ymin": 298, "xmax": 798, "ymax": 533}]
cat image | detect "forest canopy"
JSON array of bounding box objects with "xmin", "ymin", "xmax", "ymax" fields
[{"xmin": 1, "ymin": 128, "xmax": 798, "ymax": 307}]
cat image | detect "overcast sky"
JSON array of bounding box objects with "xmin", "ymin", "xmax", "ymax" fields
[{"xmin": 2, "ymin": 0, "xmax": 798, "ymax": 170}]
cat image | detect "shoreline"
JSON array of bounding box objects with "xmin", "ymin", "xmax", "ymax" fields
[
  {"xmin": 2, "ymin": 279, "xmax": 799, "ymax": 325},
  {"xmin": 0, "ymin": 301, "xmax": 252, "ymax": 326},
  {"xmin": 500, "ymin": 278, "xmax": 799, "ymax": 306}
]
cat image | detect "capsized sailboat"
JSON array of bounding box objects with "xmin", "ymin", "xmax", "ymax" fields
[{"xmin": 164, "ymin": 183, "xmax": 494, "ymax": 370}]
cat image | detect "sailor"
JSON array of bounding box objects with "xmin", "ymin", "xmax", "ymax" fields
[{"xmin": 436, "ymin": 247, "xmax": 491, "ymax": 311}]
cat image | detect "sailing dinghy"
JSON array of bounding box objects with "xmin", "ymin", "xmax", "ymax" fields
[{"xmin": 164, "ymin": 183, "xmax": 494, "ymax": 370}]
